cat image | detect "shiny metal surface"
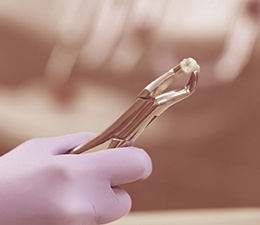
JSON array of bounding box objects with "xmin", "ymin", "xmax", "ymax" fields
[{"xmin": 70, "ymin": 58, "xmax": 199, "ymax": 154}]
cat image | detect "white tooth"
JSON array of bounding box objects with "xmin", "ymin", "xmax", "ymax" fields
[{"xmin": 180, "ymin": 57, "xmax": 200, "ymax": 75}]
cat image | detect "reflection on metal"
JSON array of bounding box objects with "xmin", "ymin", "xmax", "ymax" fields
[{"xmin": 70, "ymin": 58, "xmax": 199, "ymax": 154}]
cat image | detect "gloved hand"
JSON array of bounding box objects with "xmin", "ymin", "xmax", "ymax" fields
[{"xmin": 0, "ymin": 133, "xmax": 152, "ymax": 225}]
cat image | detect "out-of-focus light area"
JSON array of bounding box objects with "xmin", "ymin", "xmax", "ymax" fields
[{"xmin": 0, "ymin": 0, "xmax": 260, "ymax": 221}]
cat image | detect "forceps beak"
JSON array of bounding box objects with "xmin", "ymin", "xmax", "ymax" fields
[
  {"xmin": 69, "ymin": 57, "xmax": 200, "ymax": 154},
  {"xmin": 139, "ymin": 57, "xmax": 199, "ymax": 99},
  {"xmin": 139, "ymin": 57, "xmax": 199, "ymax": 105}
]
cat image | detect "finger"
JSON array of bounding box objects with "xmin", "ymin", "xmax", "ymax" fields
[
  {"xmin": 40, "ymin": 132, "xmax": 96, "ymax": 155},
  {"xmin": 95, "ymin": 187, "xmax": 132, "ymax": 224},
  {"xmin": 81, "ymin": 147, "xmax": 152, "ymax": 186}
]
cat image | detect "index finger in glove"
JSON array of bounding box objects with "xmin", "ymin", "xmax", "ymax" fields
[{"xmin": 79, "ymin": 147, "xmax": 152, "ymax": 186}]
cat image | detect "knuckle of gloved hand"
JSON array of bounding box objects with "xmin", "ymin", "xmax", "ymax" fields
[
  {"xmin": 44, "ymin": 164, "xmax": 97, "ymax": 223},
  {"xmin": 129, "ymin": 147, "xmax": 153, "ymax": 179},
  {"xmin": 52, "ymin": 201, "xmax": 96, "ymax": 224},
  {"xmin": 46, "ymin": 160, "xmax": 73, "ymax": 184}
]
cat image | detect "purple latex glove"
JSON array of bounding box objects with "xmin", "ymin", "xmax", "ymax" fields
[{"xmin": 0, "ymin": 133, "xmax": 152, "ymax": 225}]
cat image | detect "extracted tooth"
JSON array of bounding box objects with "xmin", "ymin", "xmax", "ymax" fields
[{"xmin": 180, "ymin": 57, "xmax": 200, "ymax": 75}]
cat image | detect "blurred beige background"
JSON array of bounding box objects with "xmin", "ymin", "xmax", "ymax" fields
[{"xmin": 0, "ymin": 0, "xmax": 260, "ymax": 216}]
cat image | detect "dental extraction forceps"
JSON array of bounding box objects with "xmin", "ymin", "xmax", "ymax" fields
[{"xmin": 70, "ymin": 57, "xmax": 200, "ymax": 154}]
